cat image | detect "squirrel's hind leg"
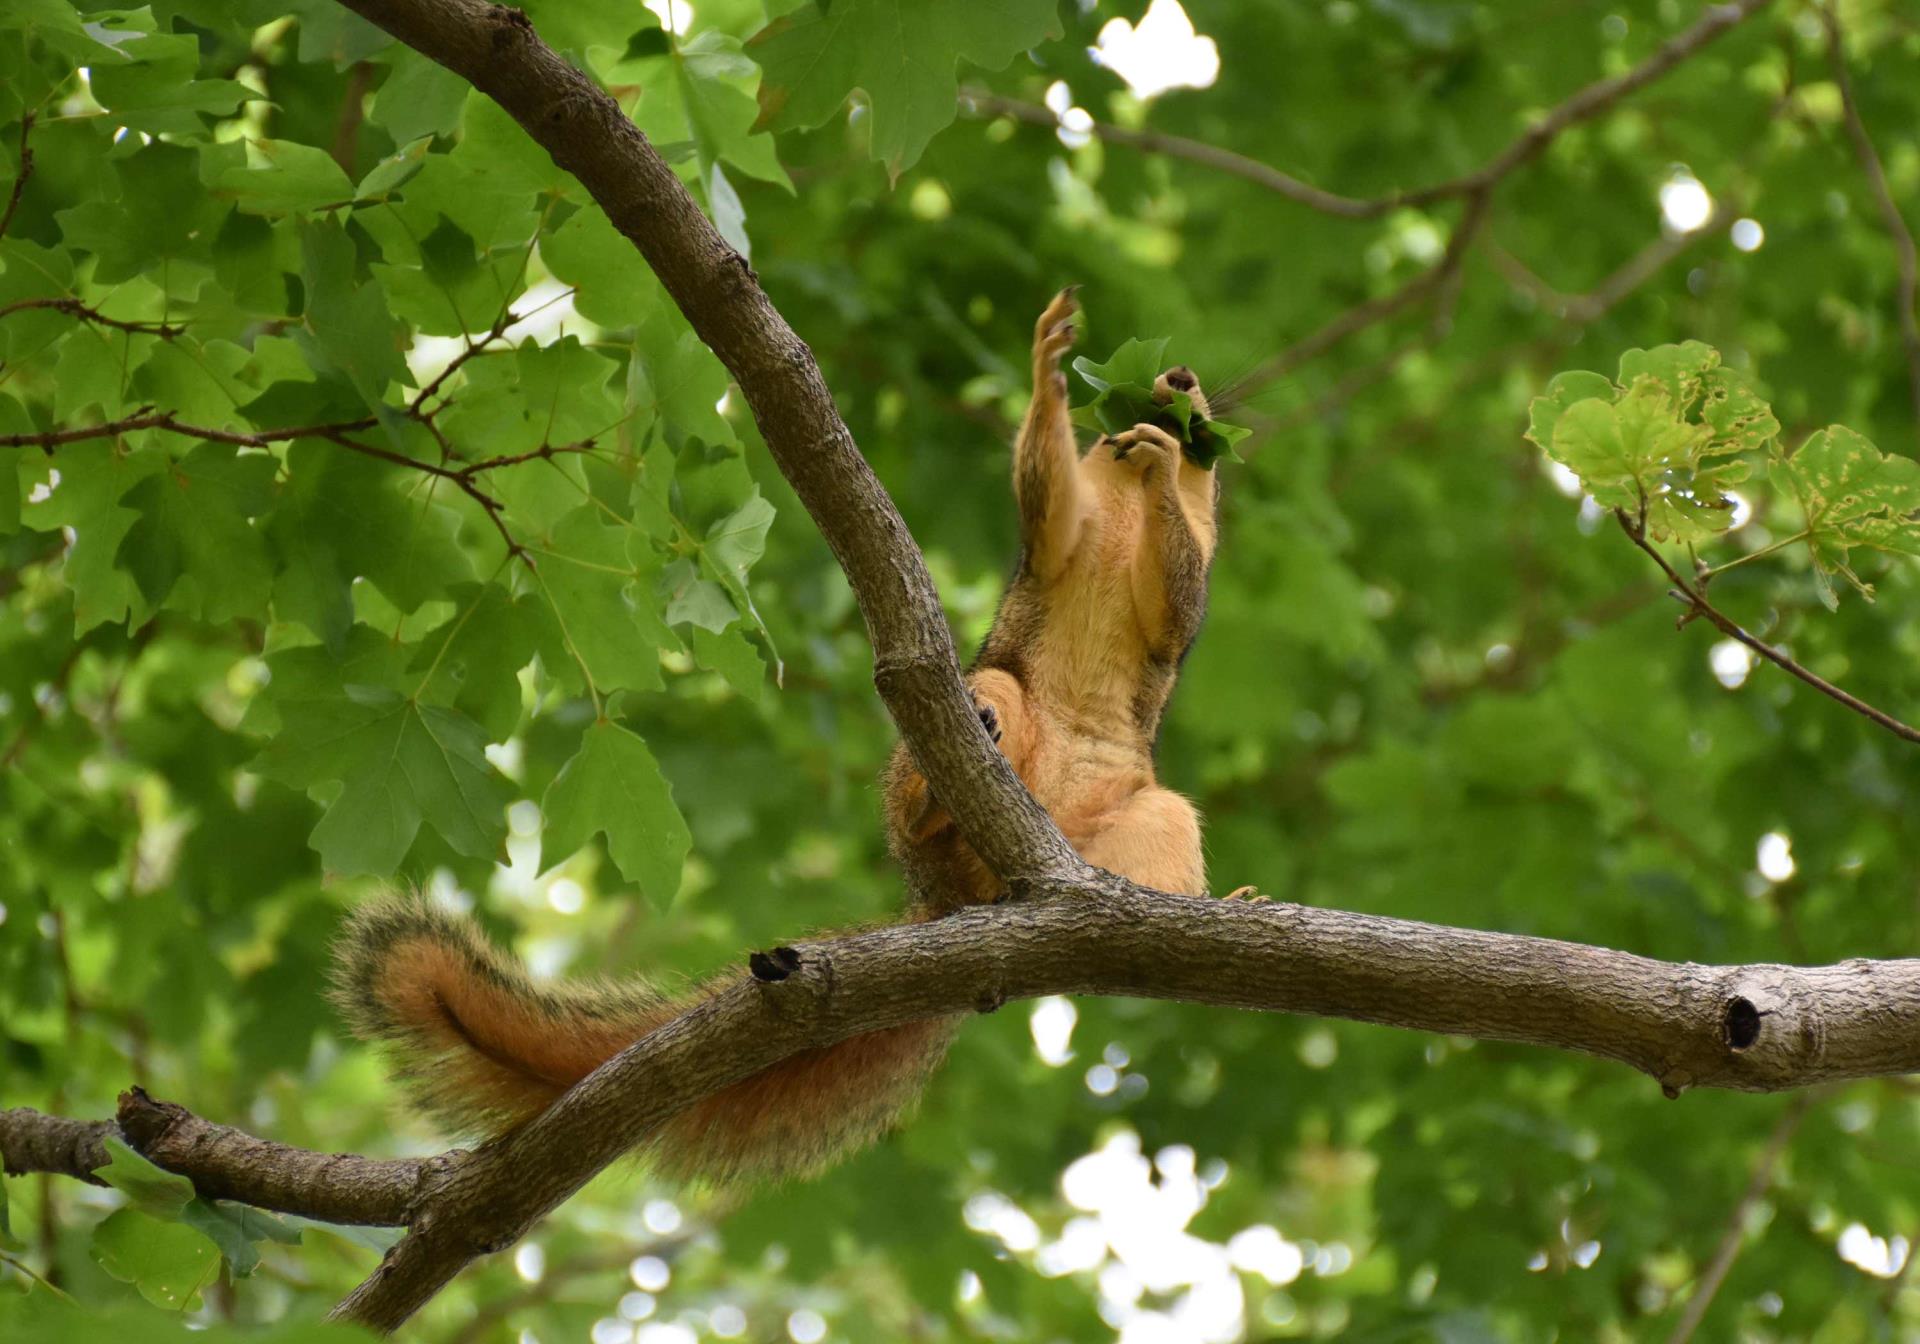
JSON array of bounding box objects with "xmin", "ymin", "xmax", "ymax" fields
[{"xmin": 1076, "ymin": 786, "xmax": 1205, "ymax": 897}]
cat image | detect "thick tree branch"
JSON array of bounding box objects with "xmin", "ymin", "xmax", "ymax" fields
[
  {"xmin": 1819, "ymin": 4, "xmax": 1920, "ymax": 436},
  {"xmin": 963, "ymin": 0, "xmax": 1767, "ymax": 220},
  {"xmin": 284, "ymin": 0, "xmax": 1822, "ymax": 1329},
  {"xmin": 14, "ymin": 891, "xmax": 1920, "ymax": 1330},
  {"xmin": 1615, "ymin": 509, "xmax": 1920, "ymax": 745}
]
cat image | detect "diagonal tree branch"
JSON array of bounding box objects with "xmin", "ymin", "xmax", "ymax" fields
[
  {"xmin": 962, "ymin": 0, "xmax": 1768, "ymax": 221},
  {"xmin": 326, "ymin": 0, "xmax": 1080, "ymax": 899},
  {"xmin": 0, "ymin": 0, "xmax": 1847, "ymax": 1326},
  {"xmin": 268, "ymin": 0, "xmax": 1836, "ymax": 1330},
  {"xmin": 970, "ymin": 0, "xmax": 1768, "ymax": 386}
]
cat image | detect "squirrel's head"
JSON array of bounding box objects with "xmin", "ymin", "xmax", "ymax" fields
[{"xmin": 1152, "ymin": 366, "xmax": 1211, "ymax": 421}]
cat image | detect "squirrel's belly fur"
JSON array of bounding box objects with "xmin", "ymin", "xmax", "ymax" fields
[{"xmin": 330, "ymin": 291, "xmax": 1217, "ymax": 1185}]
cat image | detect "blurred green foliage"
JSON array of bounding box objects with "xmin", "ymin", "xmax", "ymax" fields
[{"xmin": 3, "ymin": 0, "xmax": 1920, "ymax": 1341}]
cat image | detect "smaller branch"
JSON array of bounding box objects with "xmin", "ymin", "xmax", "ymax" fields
[
  {"xmin": 1615, "ymin": 509, "xmax": 1920, "ymax": 746},
  {"xmin": 0, "ymin": 1108, "xmax": 110, "ymax": 1185},
  {"xmin": 0, "ymin": 406, "xmax": 531, "ymax": 563},
  {"xmin": 957, "ymin": 91, "xmax": 1380, "ymax": 218},
  {"xmin": 459, "ymin": 436, "xmax": 596, "ymax": 475},
  {"xmin": 1, "ymin": 1089, "xmax": 445, "ymax": 1228},
  {"xmin": 1252, "ymin": 187, "xmax": 1489, "ymax": 386},
  {"xmin": 0, "ymin": 112, "xmax": 31, "ymax": 241},
  {"xmin": 1486, "ymin": 205, "xmax": 1735, "ymax": 325},
  {"xmin": 0, "ymin": 295, "xmax": 184, "ymax": 339},
  {"xmin": 1664, "ymin": 1093, "xmax": 1815, "ymax": 1344},
  {"xmin": 412, "ymin": 307, "xmax": 520, "ymax": 413},
  {"xmin": 0, "ymin": 408, "xmax": 376, "ymax": 453},
  {"xmin": 1819, "ymin": 4, "xmax": 1920, "ymax": 435},
  {"xmin": 330, "ymin": 61, "xmax": 376, "ymax": 172},
  {"xmin": 962, "ymin": 0, "xmax": 1765, "ymax": 220}
]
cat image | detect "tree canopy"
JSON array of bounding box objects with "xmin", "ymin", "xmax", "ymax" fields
[{"xmin": 4, "ymin": 0, "xmax": 1920, "ymax": 1341}]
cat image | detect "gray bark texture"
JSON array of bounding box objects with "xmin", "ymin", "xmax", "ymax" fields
[{"xmin": 5, "ymin": 0, "xmax": 1915, "ymax": 1335}]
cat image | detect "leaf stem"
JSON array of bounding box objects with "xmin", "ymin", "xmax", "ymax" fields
[{"xmin": 1697, "ymin": 530, "xmax": 1810, "ymax": 582}]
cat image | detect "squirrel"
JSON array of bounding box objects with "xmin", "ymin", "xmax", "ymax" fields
[{"xmin": 330, "ymin": 289, "xmax": 1221, "ymax": 1184}]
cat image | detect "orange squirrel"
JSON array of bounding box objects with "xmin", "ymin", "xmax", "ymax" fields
[{"xmin": 332, "ymin": 290, "xmax": 1222, "ymax": 1183}]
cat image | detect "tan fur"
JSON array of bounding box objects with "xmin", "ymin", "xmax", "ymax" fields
[
  {"xmin": 332, "ymin": 292, "xmax": 1220, "ymax": 1184},
  {"xmin": 886, "ymin": 290, "xmax": 1219, "ymax": 913}
]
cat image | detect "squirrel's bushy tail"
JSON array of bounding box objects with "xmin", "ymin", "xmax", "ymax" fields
[{"xmin": 329, "ymin": 898, "xmax": 956, "ymax": 1184}]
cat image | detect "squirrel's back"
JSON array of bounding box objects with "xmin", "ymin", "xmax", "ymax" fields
[{"xmin": 331, "ymin": 898, "xmax": 955, "ymax": 1184}]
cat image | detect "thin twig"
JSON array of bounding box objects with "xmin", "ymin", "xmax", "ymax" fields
[
  {"xmin": 958, "ymin": 91, "xmax": 1381, "ymax": 218},
  {"xmin": 1615, "ymin": 509, "xmax": 1920, "ymax": 745},
  {"xmin": 0, "ymin": 408, "xmax": 375, "ymax": 453},
  {"xmin": 0, "ymin": 407, "xmax": 532, "ymax": 563},
  {"xmin": 1251, "ymin": 186, "xmax": 1490, "ymax": 386},
  {"xmin": 961, "ymin": 0, "xmax": 1767, "ymax": 220},
  {"xmin": 1486, "ymin": 204, "xmax": 1737, "ymax": 324},
  {"xmin": 0, "ymin": 114, "xmax": 31, "ymax": 240},
  {"xmin": 1819, "ymin": 4, "xmax": 1920, "ymax": 435},
  {"xmin": 0, "ymin": 113, "xmax": 33, "ymax": 240},
  {"xmin": 1664, "ymin": 1093, "xmax": 1815, "ymax": 1344},
  {"xmin": 0, "ymin": 295, "xmax": 185, "ymax": 338}
]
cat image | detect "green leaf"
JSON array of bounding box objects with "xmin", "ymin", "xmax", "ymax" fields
[
  {"xmin": 267, "ymin": 439, "xmax": 472, "ymax": 652},
  {"xmin": 691, "ymin": 623, "xmax": 765, "ymax": 701},
  {"xmin": 23, "ymin": 441, "xmax": 166, "ymax": 632},
  {"xmin": 630, "ymin": 317, "xmax": 734, "ymax": 448},
  {"xmin": 86, "ymin": 31, "xmax": 252, "ymax": 138},
  {"xmin": 207, "ymin": 138, "xmax": 356, "ymax": 215},
  {"xmin": 704, "ymin": 488, "xmax": 775, "ymax": 588},
  {"xmin": 369, "ymin": 51, "xmax": 470, "ymax": 145},
  {"xmin": 542, "ymin": 720, "xmax": 691, "ymax": 904},
  {"xmin": 407, "ymin": 583, "xmax": 536, "ymax": 740},
  {"xmin": 115, "ymin": 443, "xmax": 277, "ymax": 623},
  {"xmin": 1524, "ymin": 369, "xmax": 1614, "ymax": 451},
  {"xmin": 91, "ymin": 1138, "xmax": 194, "ymax": 1219},
  {"xmin": 1616, "ymin": 339, "xmax": 1720, "ymax": 404},
  {"xmin": 88, "ymin": 1209, "xmax": 220, "ymax": 1311},
  {"xmin": 751, "ymin": 0, "xmax": 1062, "ymax": 180},
  {"xmin": 179, "ymin": 1199, "xmax": 299, "ymax": 1279},
  {"xmin": 254, "ymin": 688, "xmax": 510, "ymax": 876},
  {"xmin": 298, "ymin": 217, "xmax": 408, "ymax": 412},
  {"xmin": 530, "ymin": 505, "xmax": 674, "ymax": 695},
  {"xmin": 1772, "ymin": 425, "xmax": 1920, "ymax": 607},
  {"xmin": 662, "ymin": 556, "xmax": 738, "ymax": 632},
  {"xmin": 1070, "ymin": 339, "xmax": 1248, "ymax": 467},
  {"xmin": 1072, "ymin": 338, "xmax": 1169, "ymax": 394},
  {"xmin": 543, "ymin": 205, "xmax": 664, "ymax": 327}
]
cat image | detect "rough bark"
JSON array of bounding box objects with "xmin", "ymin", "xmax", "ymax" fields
[
  {"xmin": 320, "ymin": 884, "xmax": 1920, "ymax": 1330},
  {"xmin": 2, "ymin": 1088, "xmax": 444, "ymax": 1227},
  {"xmin": 8, "ymin": 0, "xmax": 1906, "ymax": 1334},
  {"xmin": 12, "ymin": 888, "xmax": 1920, "ymax": 1328},
  {"xmin": 325, "ymin": 0, "xmax": 1079, "ymax": 895}
]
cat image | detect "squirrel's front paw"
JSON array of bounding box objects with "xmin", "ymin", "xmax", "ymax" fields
[
  {"xmin": 1032, "ymin": 286, "xmax": 1080, "ymax": 385},
  {"xmin": 975, "ymin": 698, "xmax": 1002, "ymax": 744},
  {"xmin": 1109, "ymin": 422, "xmax": 1180, "ymax": 474}
]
